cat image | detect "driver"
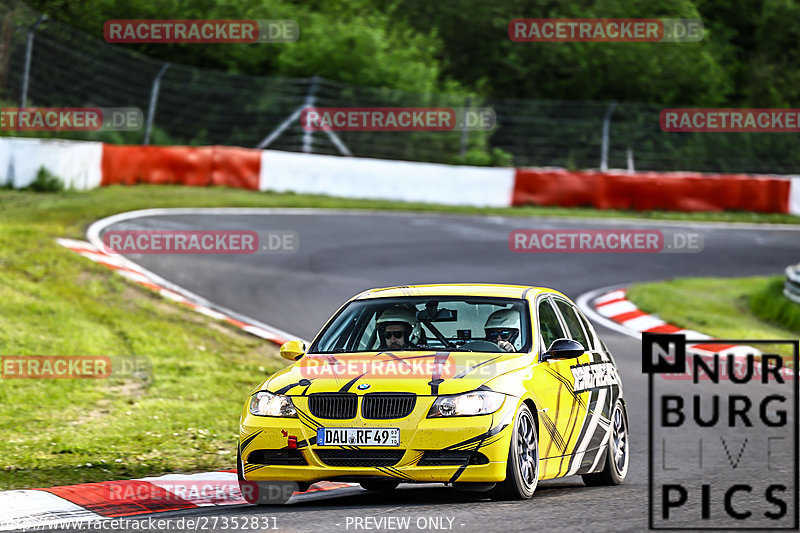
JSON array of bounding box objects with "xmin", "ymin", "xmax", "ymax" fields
[
  {"xmin": 377, "ymin": 306, "xmax": 420, "ymax": 350},
  {"xmin": 484, "ymin": 309, "xmax": 520, "ymax": 352}
]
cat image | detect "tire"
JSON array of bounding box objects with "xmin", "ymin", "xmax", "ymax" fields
[
  {"xmin": 360, "ymin": 479, "xmax": 400, "ymax": 491},
  {"xmin": 582, "ymin": 400, "xmax": 629, "ymax": 486},
  {"xmin": 492, "ymin": 403, "xmax": 539, "ymax": 500}
]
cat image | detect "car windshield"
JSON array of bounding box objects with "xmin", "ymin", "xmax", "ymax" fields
[{"xmin": 310, "ymin": 296, "xmax": 531, "ymax": 353}]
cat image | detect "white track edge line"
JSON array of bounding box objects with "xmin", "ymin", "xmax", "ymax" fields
[{"xmin": 86, "ymin": 211, "xmax": 307, "ymax": 345}]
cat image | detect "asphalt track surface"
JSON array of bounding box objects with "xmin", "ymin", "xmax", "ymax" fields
[{"xmin": 90, "ymin": 210, "xmax": 800, "ymax": 533}]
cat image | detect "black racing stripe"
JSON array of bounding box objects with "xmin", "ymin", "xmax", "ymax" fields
[
  {"xmin": 274, "ymin": 379, "xmax": 312, "ymax": 395},
  {"xmin": 443, "ymin": 419, "xmax": 510, "ymax": 451},
  {"xmin": 295, "ymin": 435, "xmax": 318, "ymax": 449},
  {"xmin": 453, "ymin": 356, "xmax": 502, "ymax": 379},
  {"xmin": 449, "ymin": 462, "xmax": 470, "ymax": 483},
  {"xmin": 375, "ymin": 467, "xmax": 408, "ymax": 480},
  {"xmin": 376, "ymin": 351, "xmax": 414, "ymax": 370},
  {"xmin": 239, "ymin": 430, "xmax": 263, "ymax": 453},
  {"xmin": 539, "ymin": 411, "xmax": 565, "ymax": 453},
  {"xmin": 428, "ymin": 378, "xmax": 445, "ymax": 395},
  {"xmin": 384, "ymin": 466, "xmax": 413, "ymax": 480},
  {"xmin": 295, "ymin": 407, "xmax": 323, "ymax": 428},
  {"xmin": 586, "ymin": 418, "xmax": 611, "ymax": 452},
  {"xmin": 450, "ymin": 414, "xmax": 494, "ymax": 483},
  {"xmin": 541, "ymin": 376, "xmax": 563, "ymax": 459},
  {"xmin": 428, "ymin": 351, "xmax": 451, "ymax": 395},
  {"xmin": 339, "ymin": 373, "xmax": 367, "ymax": 393},
  {"xmin": 546, "ymin": 367, "xmax": 587, "ymax": 409},
  {"xmin": 557, "ymin": 353, "xmax": 602, "ymax": 473},
  {"xmin": 563, "ymin": 352, "xmax": 605, "ymax": 474},
  {"xmin": 559, "ymin": 386, "xmax": 595, "ymax": 474},
  {"xmin": 296, "ymin": 410, "xmax": 323, "ymax": 432}
]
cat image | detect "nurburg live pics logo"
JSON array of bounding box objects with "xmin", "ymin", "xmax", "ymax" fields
[{"xmin": 642, "ymin": 333, "xmax": 799, "ymax": 530}]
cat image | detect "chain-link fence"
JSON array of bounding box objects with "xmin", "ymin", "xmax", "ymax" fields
[{"xmin": 2, "ymin": 0, "xmax": 800, "ymax": 173}]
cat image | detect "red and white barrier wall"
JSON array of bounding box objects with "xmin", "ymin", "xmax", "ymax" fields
[{"xmin": 2, "ymin": 137, "xmax": 799, "ymax": 214}]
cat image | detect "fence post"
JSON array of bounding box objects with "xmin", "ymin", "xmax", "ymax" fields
[
  {"xmin": 19, "ymin": 14, "xmax": 47, "ymax": 108},
  {"xmin": 600, "ymin": 101, "xmax": 617, "ymax": 171},
  {"xmin": 143, "ymin": 62, "xmax": 170, "ymax": 145},
  {"xmin": 301, "ymin": 75, "xmax": 319, "ymax": 153},
  {"xmin": 459, "ymin": 96, "xmax": 472, "ymax": 158}
]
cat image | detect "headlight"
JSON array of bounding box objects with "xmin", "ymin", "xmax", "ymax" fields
[
  {"xmin": 248, "ymin": 391, "xmax": 297, "ymax": 417},
  {"xmin": 427, "ymin": 390, "xmax": 506, "ymax": 417}
]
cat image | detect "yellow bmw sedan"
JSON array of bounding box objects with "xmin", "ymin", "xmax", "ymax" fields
[{"xmin": 237, "ymin": 284, "xmax": 628, "ymax": 503}]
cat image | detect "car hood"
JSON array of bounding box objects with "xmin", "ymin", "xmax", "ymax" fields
[{"xmin": 260, "ymin": 350, "xmax": 532, "ymax": 396}]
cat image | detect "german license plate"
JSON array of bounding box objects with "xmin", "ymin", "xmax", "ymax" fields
[{"xmin": 316, "ymin": 428, "xmax": 400, "ymax": 446}]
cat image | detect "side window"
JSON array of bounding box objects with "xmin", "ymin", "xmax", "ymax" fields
[
  {"xmin": 538, "ymin": 299, "xmax": 567, "ymax": 350},
  {"xmin": 554, "ymin": 300, "xmax": 590, "ymax": 350},
  {"xmin": 575, "ymin": 309, "xmax": 597, "ymax": 351}
]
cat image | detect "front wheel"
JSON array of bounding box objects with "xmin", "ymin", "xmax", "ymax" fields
[
  {"xmin": 582, "ymin": 400, "xmax": 629, "ymax": 486},
  {"xmin": 493, "ymin": 403, "xmax": 539, "ymax": 500}
]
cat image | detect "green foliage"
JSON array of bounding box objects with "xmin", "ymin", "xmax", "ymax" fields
[
  {"xmin": 21, "ymin": 0, "xmax": 800, "ymax": 107},
  {"xmin": 750, "ymin": 278, "xmax": 800, "ymax": 334},
  {"xmin": 28, "ymin": 167, "xmax": 64, "ymax": 192}
]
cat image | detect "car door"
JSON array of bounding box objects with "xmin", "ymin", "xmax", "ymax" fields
[
  {"xmin": 552, "ymin": 297, "xmax": 618, "ymax": 476},
  {"xmin": 534, "ymin": 295, "xmax": 593, "ymax": 479}
]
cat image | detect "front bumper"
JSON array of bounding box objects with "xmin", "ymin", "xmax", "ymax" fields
[{"xmin": 238, "ymin": 396, "xmax": 515, "ymax": 484}]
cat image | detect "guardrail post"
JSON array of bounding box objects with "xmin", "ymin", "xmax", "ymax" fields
[
  {"xmin": 459, "ymin": 96, "xmax": 472, "ymax": 157},
  {"xmin": 600, "ymin": 101, "xmax": 617, "ymax": 171},
  {"xmin": 143, "ymin": 62, "xmax": 170, "ymax": 145},
  {"xmin": 19, "ymin": 14, "xmax": 47, "ymax": 108}
]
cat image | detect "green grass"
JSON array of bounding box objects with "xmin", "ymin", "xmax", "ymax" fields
[
  {"xmin": 1, "ymin": 185, "xmax": 798, "ymax": 491},
  {"xmin": 751, "ymin": 278, "xmax": 800, "ymax": 333},
  {"xmin": 627, "ymin": 276, "xmax": 800, "ymax": 360}
]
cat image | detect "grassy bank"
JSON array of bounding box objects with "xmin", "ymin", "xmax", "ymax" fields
[
  {"xmin": 627, "ymin": 276, "xmax": 799, "ymax": 360},
  {"xmin": 1, "ymin": 185, "xmax": 798, "ymax": 490}
]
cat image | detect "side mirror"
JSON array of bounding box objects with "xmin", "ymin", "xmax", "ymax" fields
[
  {"xmin": 280, "ymin": 340, "xmax": 306, "ymax": 361},
  {"xmin": 542, "ymin": 338, "xmax": 585, "ymax": 361}
]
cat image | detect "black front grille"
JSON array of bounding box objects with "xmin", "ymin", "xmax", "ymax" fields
[
  {"xmin": 362, "ymin": 393, "xmax": 416, "ymax": 419},
  {"xmin": 308, "ymin": 393, "xmax": 357, "ymax": 419},
  {"xmin": 315, "ymin": 449, "xmax": 404, "ymax": 467},
  {"xmin": 418, "ymin": 451, "xmax": 490, "ymax": 466},
  {"xmin": 247, "ymin": 449, "xmax": 307, "ymax": 465}
]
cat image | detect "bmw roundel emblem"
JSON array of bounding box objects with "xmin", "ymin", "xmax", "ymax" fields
[{"xmin": 357, "ymin": 383, "xmax": 371, "ymax": 390}]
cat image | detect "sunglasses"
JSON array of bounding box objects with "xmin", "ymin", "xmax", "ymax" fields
[
  {"xmin": 487, "ymin": 330, "xmax": 514, "ymax": 339},
  {"xmin": 384, "ymin": 330, "xmax": 405, "ymax": 339}
]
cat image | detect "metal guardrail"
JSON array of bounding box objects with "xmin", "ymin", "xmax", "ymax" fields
[{"xmin": 784, "ymin": 264, "xmax": 800, "ymax": 304}]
